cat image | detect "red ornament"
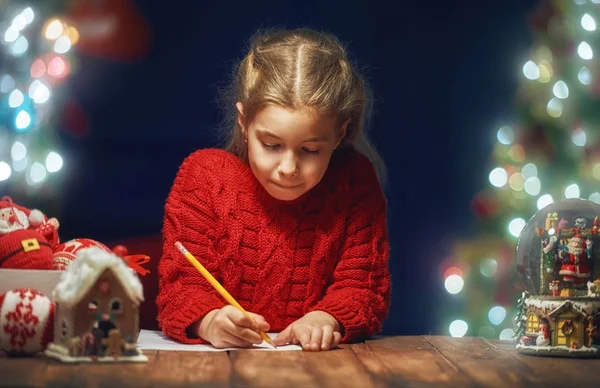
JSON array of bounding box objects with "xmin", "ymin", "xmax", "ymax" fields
[
  {"xmin": 0, "ymin": 288, "xmax": 55, "ymax": 355},
  {"xmin": 112, "ymin": 245, "xmax": 128, "ymax": 258},
  {"xmin": 52, "ymin": 238, "xmax": 112, "ymax": 270},
  {"xmin": 66, "ymin": 0, "xmax": 153, "ymax": 61}
]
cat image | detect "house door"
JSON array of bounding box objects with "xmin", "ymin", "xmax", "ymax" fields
[
  {"xmin": 98, "ymin": 319, "xmax": 116, "ymax": 338},
  {"xmin": 556, "ymin": 319, "xmax": 577, "ymax": 347}
]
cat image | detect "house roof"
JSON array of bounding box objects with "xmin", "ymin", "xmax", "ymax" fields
[
  {"xmin": 548, "ymin": 300, "xmax": 588, "ymax": 318},
  {"xmin": 53, "ymin": 246, "xmax": 144, "ymax": 307}
]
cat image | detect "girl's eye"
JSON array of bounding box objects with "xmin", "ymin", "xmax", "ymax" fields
[
  {"xmin": 262, "ymin": 142, "xmax": 280, "ymax": 151},
  {"xmin": 303, "ymin": 148, "xmax": 320, "ymax": 154}
]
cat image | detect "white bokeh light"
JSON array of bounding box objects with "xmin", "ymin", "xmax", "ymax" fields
[
  {"xmin": 4, "ymin": 26, "xmax": 19, "ymax": 43},
  {"xmin": 521, "ymin": 163, "xmax": 538, "ymax": 179},
  {"xmin": 499, "ymin": 328, "xmax": 514, "ymax": 341},
  {"xmin": 12, "ymin": 36, "xmax": 28, "ymax": 55},
  {"xmin": 523, "ymin": 61, "xmax": 539, "ymax": 80},
  {"xmin": 582, "ymin": 13, "xmax": 596, "ymax": 31},
  {"xmin": 537, "ymin": 194, "xmax": 554, "ymax": 210},
  {"xmin": 445, "ymin": 275, "xmax": 464, "ymax": 295},
  {"xmin": 509, "ymin": 218, "xmax": 526, "ymax": 237},
  {"xmin": 589, "ymin": 192, "xmax": 600, "ymax": 204},
  {"xmin": 578, "ymin": 67, "xmax": 592, "ymax": 85},
  {"xmin": 552, "ymin": 80, "xmax": 569, "ymax": 99},
  {"xmin": 11, "ymin": 141, "xmax": 26, "ymax": 161},
  {"xmin": 524, "ymin": 177, "xmax": 541, "ymax": 196},
  {"xmin": 8, "ymin": 89, "xmax": 24, "ymax": 108},
  {"xmin": 565, "ymin": 184, "xmax": 580, "ymax": 199},
  {"xmin": 547, "ymin": 98, "xmax": 563, "ymax": 117},
  {"xmin": 488, "ymin": 306, "xmax": 507, "ymax": 326},
  {"xmin": 53, "ymin": 35, "xmax": 72, "ymax": 54},
  {"xmin": 15, "ymin": 110, "xmax": 31, "ymax": 130},
  {"xmin": 0, "ymin": 161, "xmax": 11, "ymax": 181},
  {"xmin": 497, "ymin": 126, "xmax": 515, "ymax": 145},
  {"xmin": 449, "ymin": 320, "xmax": 468, "ymax": 338},
  {"xmin": 28, "ymin": 162, "xmax": 47, "ymax": 184},
  {"xmin": 45, "ymin": 152, "xmax": 63, "ymax": 173},
  {"xmin": 578, "ymin": 41, "xmax": 593, "ymax": 60},
  {"xmin": 489, "ymin": 167, "xmax": 508, "ymax": 188},
  {"xmin": 29, "ymin": 80, "xmax": 50, "ymax": 104},
  {"xmin": 572, "ymin": 128, "xmax": 587, "ymax": 146}
]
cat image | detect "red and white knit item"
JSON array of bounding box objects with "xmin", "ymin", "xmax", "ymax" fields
[{"xmin": 0, "ymin": 288, "xmax": 55, "ymax": 354}]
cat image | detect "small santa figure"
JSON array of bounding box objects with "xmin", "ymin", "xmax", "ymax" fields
[
  {"xmin": 559, "ymin": 234, "xmax": 591, "ymax": 285},
  {"xmin": 536, "ymin": 317, "xmax": 551, "ymax": 346},
  {"xmin": 0, "ymin": 196, "xmax": 60, "ymax": 269}
]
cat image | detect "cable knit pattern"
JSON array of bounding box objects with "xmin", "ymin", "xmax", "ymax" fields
[{"xmin": 157, "ymin": 148, "xmax": 391, "ymax": 344}]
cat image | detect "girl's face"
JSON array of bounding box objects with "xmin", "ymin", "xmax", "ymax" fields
[{"xmin": 238, "ymin": 104, "xmax": 347, "ymax": 201}]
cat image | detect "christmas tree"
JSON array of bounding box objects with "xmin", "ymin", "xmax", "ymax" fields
[
  {"xmin": 440, "ymin": 0, "xmax": 600, "ymax": 339},
  {"xmin": 0, "ymin": 1, "xmax": 79, "ymax": 191}
]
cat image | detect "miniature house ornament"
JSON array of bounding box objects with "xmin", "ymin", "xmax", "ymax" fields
[
  {"xmin": 513, "ymin": 199, "xmax": 600, "ymax": 357},
  {"xmin": 45, "ymin": 246, "xmax": 148, "ymax": 363}
]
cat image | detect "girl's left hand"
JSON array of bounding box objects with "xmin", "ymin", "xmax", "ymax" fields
[{"xmin": 273, "ymin": 311, "xmax": 342, "ymax": 351}]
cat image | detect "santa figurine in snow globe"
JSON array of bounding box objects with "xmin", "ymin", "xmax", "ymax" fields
[
  {"xmin": 513, "ymin": 198, "xmax": 600, "ymax": 357},
  {"xmin": 0, "ymin": 196, "xmax": 60, "ymax": 269}
]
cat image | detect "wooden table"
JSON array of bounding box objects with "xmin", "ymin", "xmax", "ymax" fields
[{"xmin": 1, "ymin": 336, "xmax": 599, "ymax": 387}]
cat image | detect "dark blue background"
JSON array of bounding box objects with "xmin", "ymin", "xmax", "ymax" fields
[{"xmin": 10, "ymin": 0, "xmax": 538, "ymax": 335}]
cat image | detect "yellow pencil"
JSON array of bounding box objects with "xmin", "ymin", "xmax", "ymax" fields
[{"xmin": 174, "ymin": 241, "xmax": 276, "ymax": 348}]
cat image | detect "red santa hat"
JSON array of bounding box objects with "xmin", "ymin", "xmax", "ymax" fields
[{"xmin": 0, "ymin": 196, "xmax": 48, "ymax": 228}]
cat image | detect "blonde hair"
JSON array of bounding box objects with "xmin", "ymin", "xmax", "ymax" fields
[{"xmin": 218, "ymin": 28, "xmax": 386, "ymax": 184}]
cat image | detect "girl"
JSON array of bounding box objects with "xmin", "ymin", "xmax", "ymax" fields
[{"xmin": 157, "ymin": 28, "xmax": 391, "ymax": 351}]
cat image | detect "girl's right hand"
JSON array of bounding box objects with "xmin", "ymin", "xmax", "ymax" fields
[{"xmin": 198, "ymin": 305, "xmax": 270, "ymax": 348}]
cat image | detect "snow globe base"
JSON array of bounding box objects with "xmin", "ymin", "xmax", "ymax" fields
[{"xmin": 513, "ymin": 199, "xmax": 600, "ymax": 357}]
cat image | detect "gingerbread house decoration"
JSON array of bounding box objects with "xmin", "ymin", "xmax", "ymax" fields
[{"xmin": 45, "ymin": 246, "xmax": 148, "ymax": 363}]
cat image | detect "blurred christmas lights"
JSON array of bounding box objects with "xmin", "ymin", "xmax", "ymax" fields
[{"xmin": 1, "ymin": 5, "xmax": 76, "ymax": 186}]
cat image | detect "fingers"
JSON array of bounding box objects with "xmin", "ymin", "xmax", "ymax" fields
[
  {"xmin": 309, "ymin": 326, "xmax": 323, "ymax": 351},
  {"xmin": 224, "ymin": 324, "xmax": 264, "ymax": 345},
  {"xmin": 296, "ymin": 326, "xmax": 312, "ymax": 351},
  {"xmin": 212, "ymin": 330, "xmax": 254, "ymax": 349},
  {"xmin": 273, "ymin": 325, "xmax": 293, "ymax": 346},
  {"xmin": 248, "ymin": 312, "xmax": 270, "ymax": 332},
  {"xmin": 224, "ymin": 306, "xmax": 255, "ymax": 328},
  {"xmin": 333, "ymin": 331, "xmax": 342, "ymax": 348},
  {"xmin": 321, "ymin": 325, "xmax": 333, "ymax": 350}
]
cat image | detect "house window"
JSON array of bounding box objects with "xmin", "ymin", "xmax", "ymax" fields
[
  {"xmin": 526, "ymin": 313, "xmax": 539, "ymax": 333},
  {"xmin": 109, "ymin": 297, "xmax": 123, "ymax": 314},
  {"xmin": 61, "ymin": 320, "xmax": 68, "ymax": 339},
  {"xmin": 88, "ymin": 299, "xmax": 98, "ymax": 313}
]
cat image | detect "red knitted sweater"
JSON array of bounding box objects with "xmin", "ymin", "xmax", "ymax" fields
[{"xmin": 157, "ymin": 148, "xmax": 391, "ymax": 344}]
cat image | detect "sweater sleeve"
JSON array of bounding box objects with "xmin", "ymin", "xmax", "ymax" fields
[
  {"xmin": 309, "ymin": 155, "xmax": 391, "ymax": 343},
  {"xmin": 156, "ymin": 152, "xmax": 226, "ymax": 344}
]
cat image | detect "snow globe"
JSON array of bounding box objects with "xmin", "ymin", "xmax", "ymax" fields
[{"xmin": 513, "ymin": 198, "xmax": 600, "ymax": 357}]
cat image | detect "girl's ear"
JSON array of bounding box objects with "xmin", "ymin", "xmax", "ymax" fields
[
  {"xmin": 236, "ymin": 102, "xmax": 247, "ymax": 139},
  {"xmin": 334, "ymin": 118, "xmax": 350, "ymax": 149}
]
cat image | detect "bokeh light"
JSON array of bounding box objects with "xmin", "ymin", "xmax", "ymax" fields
[
  {"xmin": 497, "ymin": 126, "xmax": 514, "ymax": 145},
  {"xmin": 445, "ymin": 275, "xmax": 464, "ymax": 294},
  {"xmin": 449, "ymin": 320, "xmax": 468, "ymax": 337},
  {"xmin": 571, "ymin": 128, "xmax": 586, "ymax": 146},
  {"xmin": 488, "ymin": 306, "xmax": 507, "ymax": 325},
  {"xmin": 509, "ymin": 218, "xmax": 526, "ymax": 237},
  {"xmin": 578, "ymin": 41, "xmax": 593, "ymax": 60},
  {"xmin": 565, "ymin": 184, "xmax": 580, "ymax": 199},
  {"xmin": 45, "ymin": 152, "xmax": 63, "ymax": 173},
  {"xmin": 480, "ymin": 258, "xmax": 498, "ymax": 277},
  {"xmin": 537, "ymin": 194, "xmax": 554, "ymax": 210},
  {"xmin": 524, "ymin": 177, "xmax": 541, "ymax": 196},
  {"xmin": 523, "ymin": 61, "xmax": 539, "ymax": 80},
  {"xmin": 552, "ymin": 80, "xmax": 569, "ymax": 99},
  {"xmin": 0, "ymin": 161, "xmax": 11, "ymax": 181},
  {"xmin": 499, "ymin": 328, "xmax": 513, "ymax": 341},
  {"xmin": 489, "ymin": 167, "xmax": 508, "ymax": 187}
]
